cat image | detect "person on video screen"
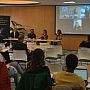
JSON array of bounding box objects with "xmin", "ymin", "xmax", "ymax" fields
[{"xmin": 74, "ymin": 21, "xmax": 81, "ymax": 31}]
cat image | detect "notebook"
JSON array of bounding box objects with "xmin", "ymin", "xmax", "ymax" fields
[{"xmin": 74, "ymin": 68, "xmax": 88, "ymax": 86}]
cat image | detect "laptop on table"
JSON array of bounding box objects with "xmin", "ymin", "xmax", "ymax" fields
[{"xmin": 74, "ymin": 68, "xmax": 88, "ymax": 86}]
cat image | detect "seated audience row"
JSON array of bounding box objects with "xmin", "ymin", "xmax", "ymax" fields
[
  {"xmin": 16, "ymin": 49, "xmax": 86, "ymax": 90},
  {"xmin": 0, "ymin": 48, "xmax": 86, "ymax": 90}
]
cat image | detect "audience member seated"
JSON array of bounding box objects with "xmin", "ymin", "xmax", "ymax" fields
[
  {"xmin": 0, "ymin": 53, "xmax": 20, "ymax": 86},
  {"xmin": 0, "ymin": 48, "xmax": 23, "ymax": 75},
  {"xmin": 53, "ymin": 54, "xmax": 86, "ymax": 90},
  {"xmin": 40, "ymin": 29, "xmax": 48, "ymax": 40},
  {"xmin": 27, "ymin": 29, "xmax": 36, "ymax": 39},
  {"xmin": 79, "ymin": 35, "xmax": 90, "ymax": 48},
  {"xmin": 10, "ymin": 28, "xmax": 19, "ymax": 38},
  {"xmin": 16, "ymin": 48, "xmax": 53, "ymax": 90},
  {"xmin": 12, "ymin": 35, "xmax": 32, "ymax": 61},
  {"xmin": 0, "ymin": 60, "xmax": 11, "ymax": 90}
]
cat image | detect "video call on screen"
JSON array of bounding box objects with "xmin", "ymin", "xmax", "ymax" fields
[{"xmin": 56, "ymin": 5, "xmax": 90, "ymax": 34}]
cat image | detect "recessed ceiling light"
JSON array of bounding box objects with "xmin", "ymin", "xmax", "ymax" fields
[
  {"xmin": 63, "ymin": 1, "xmax": 76, "ymax": 4},
  {"xmin": 0, "ymin": 1, "xmax": 39, "ymax": 4}
]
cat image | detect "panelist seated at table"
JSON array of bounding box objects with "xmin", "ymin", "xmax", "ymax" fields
[
  {"xmin": 79, "ymin": 35, "xmax": 90, "ymax": 48},
  {"xmin": 27, "ymin": 29, "xmax": 36, "ymax": 39},
  {"xmin": 40, "ymin": 29, "xmax": 48, "ymax": 40},
  {"xmin": 50, "ymin": 29, "xmax": 62, "ymax": 45},
  {"xmin": 53, "ymin": 54, "xmax": 86, "ymax": 90},
  {"xmin": 12, "ymin": 35, "xmax": 32, "ymax": 61},
  {"xmin": 56, "ymin": 29, "xmax": 62, "ymax": 40},
  {"xmin": 10, "ymin": 28, "xmax": 19, "ymax": 38}
]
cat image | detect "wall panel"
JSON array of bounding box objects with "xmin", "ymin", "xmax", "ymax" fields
[
  {"xmin": 0, "ymin": 6, "xmax": 55, "ymax": 39},
  {"xmin": 0, "ymin": 6, "xmax": 87, "ymax": 50}
]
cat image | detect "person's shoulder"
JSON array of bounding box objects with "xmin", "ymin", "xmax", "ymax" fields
[
  {"xmin": 42, "ymin": 65, "xmax": 49, "ymax": 69},
  {"xmin": 54, "ymin": 71, "xmax": 65, "ymax": 75},
  {"xmin": 73, "ymin": 73, "xmax": 85, "ymax": 82}
]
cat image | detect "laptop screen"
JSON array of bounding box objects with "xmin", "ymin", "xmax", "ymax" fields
[{"xmin": 74, "ymin": 69, "xmax": 88, "ymax": 81}]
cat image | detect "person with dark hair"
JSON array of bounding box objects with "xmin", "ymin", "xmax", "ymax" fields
[
  {"xmin": 10, "ymin": 28, "xmax": 19, "ymax": 38},
  {"xmin": 56, "ymin": 29, "xmax": 62, "ymax": 40},
  {"xmin": 27, "ymin": 29, "xmax": 36, "ymax": 39},
  {"xmin": 52, "ymin": 29, "xmax": 62, "ymax": 45},
  {"xmin": 79, "ymin": 35, "xmax": 90, "ymax": 48},
  {"xmin": 53, "ymin": 54, "xmax": 86, "ymax": 90},
  {"xmin": 16, "ymin": 48, "xmax": 53, "ymax": 90},
  {"xmin": 12, "ymin": 35, "xmax": 32, "ymax": 61},
  {"xmin": 41, "ymin": 29, "xmax": 48, "ymax": 40}
]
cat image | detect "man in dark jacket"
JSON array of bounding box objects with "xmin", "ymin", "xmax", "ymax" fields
[
  {"xmin": 12, "ymin": 35, "xmax": 32, "ymax": 61},
  {"xmin": 10, "ymin": 28, "xmax": 19, "ymax": 38},
  {"xmin": 27, "ymin": 29, "xmax": 36, "ymax": 39}
]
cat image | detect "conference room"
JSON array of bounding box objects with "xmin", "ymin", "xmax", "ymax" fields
[{"xmin": 0, "ymin": 0, "xmax": 90, "ymax": 90}]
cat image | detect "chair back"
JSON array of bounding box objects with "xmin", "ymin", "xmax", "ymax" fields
[
  {"xmin": 78, "ymin": 47, "xmax": 90, "ymax": 59},
  {"xmin": 45, "ymin": 45, "xmax": 63, "ymax": 58},
  {"xmin": 13, "ymin": 50, "xmax": 27, "ymax": 61},
  {"xmin": 45, "ymin": 47, "xmax": 58, "ymax": 58},
  {"xmin": 52, "ymin": 45, "xmax": 63, "ymax": 55}
]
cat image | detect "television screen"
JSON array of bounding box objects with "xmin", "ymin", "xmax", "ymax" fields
[
  {"xmin": 56, "ymin": 5, "xmax": 90, "ymax": 34},
  {"xmin": 0, "ymin": 16, "xmax": 10, "ymax": 38}
]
